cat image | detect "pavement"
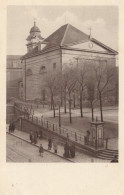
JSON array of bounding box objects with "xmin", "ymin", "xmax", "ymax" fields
[
  {"xmin": 6, "ymin": 125, "xmax": 110, "ymax": 163},
  {"xmin": 6, "ymin": 134, "xmax": 67, "ymax": 163}
]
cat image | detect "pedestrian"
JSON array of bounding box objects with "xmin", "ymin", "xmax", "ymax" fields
[
  {"xmin": 11, "ymin": 122, "xmax": 15, "ymax": 133},
  {"xmin": 35, "ymin": 130, "xmax": 39, "ymax": 139},
  {"xmin": 53, "ymin": 139, "xmax": 58, "ymax": 154},
  {"xmin": 70, "ymin": 143, "xmax": 75, "ymax": 158},
  {"xmin": 9, "ymin": 122, "xmax": 12, "ymax": 133},
  {"xmin": 34, "ymin": 132, "xmax": 38, "ymax": 144},
  {"xmin": 39, "ymin": 144, "xmax": 44, "ymax": 157},
  {"xmin": 48, "ymin": 137, "xmax": 52, "ymax": 150},
  {"xmin": 111, "ymin": 155, "xmax": 118, "ymax": 163},
  {"xmin": 29, "ymin": 131, "xmax": 33, "ymax": 143},
  {"xmin": 39, "ymin": 131, "xmax": 42, "ymax": 139},
  {"xmin": 63, "ymin": 142, "xmax": 70, "ymax": 158}
]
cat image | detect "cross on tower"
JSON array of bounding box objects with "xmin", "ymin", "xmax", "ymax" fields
[
  {"xmin": 34, "ymin": 18, "xmax": 36, "ymax": 26},
  {"xmin": 88, "ymin": 26, "xmax": 92, "ymax": 39}
]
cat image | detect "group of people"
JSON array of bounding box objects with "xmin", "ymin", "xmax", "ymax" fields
[
  {"xmin": 63, "ymin": 142, "xmax": 75, "ymax": 158},
  {"xmin": 29, "ymin": 130, "xmax": 76, "ymax": 159},
  {"xmin": 48, "ymin": 137, "xmax": 58, "ymax": 154},
  {"xmin": 9, "ymin": 122, "xmax": 15, "ymax": 133},
  {"xmin": 29, "ymin": 130, "xmax": 41, "ymax": 144}
]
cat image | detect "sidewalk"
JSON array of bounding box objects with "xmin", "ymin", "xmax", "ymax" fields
[{"xmin": 6, "ymin": 125, "xmax": 110, "ymax": 163}]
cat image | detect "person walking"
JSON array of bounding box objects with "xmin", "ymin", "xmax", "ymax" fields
[
  {"xmin": 53, "ymin": 139, "xmax": 58, "ymax": 154},
  {"xmin": 29, "ymin": 131, "xmax": 33, "ymax": 143},
  {"xmin": 34, "ymin": 131, "xmax": 38, "ymax": 144},
  {"xmin": 70, "ymin": 143, "xmax": 75, "ymax": 158},
  {"xmin": 63, "ymin": 142, "xmax": 70, "ymax": 158},
  {"xmin": 11, "ymin": 122, "xmax": 15, "ymax": 133},
  {"xmin": 111, "ymin": 155, "xmax": 118, "ymax": 163},
  {"xmin": 9, "ymin": 122, "xmax": 12, "ymax": 133},
  {"xmin": 39, "ymin": 144, "xmax": 44, "ymax": 157},
  {"xmin": 48, "ymin": 137, "xmax": 52, "ymax": 150}
]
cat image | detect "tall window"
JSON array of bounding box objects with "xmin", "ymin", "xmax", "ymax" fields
[
  {"xmin": 40, "ymin": 66, "xmax": 46, "ymax": 74},
  {"xmin": 42, "ymin": 89, "xmax": 46, "ymax": 101},
  {"xmin": 53, "ymin": 63, "xmax": 56, "ymax": 70},
  {"xmin": 26, "ymin": 69, "xmax": 33, "ymax": 76}
]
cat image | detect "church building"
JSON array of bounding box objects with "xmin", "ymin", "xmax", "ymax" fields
[{"xmin": 21, "ymin": 21, "xmax": 118, "ymax": 101}]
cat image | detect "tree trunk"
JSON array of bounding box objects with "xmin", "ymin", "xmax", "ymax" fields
[
  {"xmin": 73, "ymin": 93, "xmax": 75, "ymax": 108},
  {"xmin": 64, "ymin": 90, "xmax": 67, "ymax": 114},
  {"xmin": 61, "ymin": 86, "xmax": 63, "ymax": 107},
  {"xmin": 90, "ymin": 101, "xmax": 94, "ymax": 122},
  {"xmin": 99, "ymin": 92, "xmax": 103, "ymax": 122},
  {"xmin": 69, "ymin": 94, "xmax": 72, "ymax": 123},
  {"xmin": 80, "ymin": 91, "xmax": 83, "ymax": 117},
  {"xmin": 53, "ymin": 97, "xmax": 56, "ymax": 118},
  {"xmin": 51, "ymin": 95, "xmax": 53, "ymax": 110}
]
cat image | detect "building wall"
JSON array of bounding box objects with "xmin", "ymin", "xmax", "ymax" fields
[
  {"xmin": 7, "ymin": 55, "xmax": 23, "ymax": 101},
  {"xmin": 61, "ymin": 48, "xmax": 116, "ymax": 70},
  {"xmin": 23, "ymin": 47, "xmax": 116, "ymax": 101},
  {"xmin": 23, "ymin": 49, "xmax": 62, "ymax": 100}
]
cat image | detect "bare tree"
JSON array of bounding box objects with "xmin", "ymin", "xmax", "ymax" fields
[
  {"xmin": 93, "ymin": 60, "xmax": 116, "ymax": 122},
  {"xmin": 86, "ymin": 75, "xmax": 96, "ymax": 121},
  {"xmin": 63, "ymin": 67, "xmax": 77, "ymax": 123},
  {"xmin": 44, "ymin": 72, "xmax": 58, "ymax": 117},
  {"xmin": 76, "ymin": 63, "xmax": 87, "ymax": 117}
]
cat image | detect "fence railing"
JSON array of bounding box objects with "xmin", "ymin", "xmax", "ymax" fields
[{"xmin": 15, "ymin": 103, "xmax": 85, "ymax": 145}]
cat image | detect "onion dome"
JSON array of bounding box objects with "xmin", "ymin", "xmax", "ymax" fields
[{"xmin": 30, "ymin": 21, "xmax": 41, "ymax": 33}]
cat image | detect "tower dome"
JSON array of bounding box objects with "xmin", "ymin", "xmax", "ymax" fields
[{"xmin": 30, "ymin": 21, "xmax": 41, "ymax": 33}]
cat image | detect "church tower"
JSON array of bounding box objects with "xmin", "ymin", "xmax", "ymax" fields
[{"xmin": 26, "ymin": 20, "xmax": 44, "ymax": 52}]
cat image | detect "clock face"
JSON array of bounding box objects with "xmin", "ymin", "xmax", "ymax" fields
[{"xmin": 88, "ymin": 42, "xmax": 93, "ymax": 49}]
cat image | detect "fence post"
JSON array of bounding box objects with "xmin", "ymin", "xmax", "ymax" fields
[
  {"xmin": 59, "ymin": 127, "xmax": 61, "ymax": 134},
  {"xmin": 75, "ymin": 132, "xmax": 77, "ymax": 141},
  {"xmin": 20, "ymin": 118, "xmax": 22, "ymax": 131},
  {"xmin": 53, "ymin": 124, "xmax": 54, "ymax": 131}
]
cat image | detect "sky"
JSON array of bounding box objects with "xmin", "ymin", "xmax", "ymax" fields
[{"xmin": 7, "ymin": 6, "xmax": 118, "ymax": 55}]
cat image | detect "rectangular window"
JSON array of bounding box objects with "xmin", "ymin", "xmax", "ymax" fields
[{"xmin": 53, "ymin": 63, "xmax": 56, "ymax": 70}]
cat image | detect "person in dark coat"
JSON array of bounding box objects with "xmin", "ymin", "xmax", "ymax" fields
[
  {"xmin": 9, "ymin": 123, "xmax": 12, "ymax": 133},
  {"xmin": 34, "ymin": 132, "xmax": 38, "ymax": 144},
  {"xmin": 63, "ymin": 142, "xmax": 70, "ymax": 158},
  {"xmin": 39, "ymin": 144, "xmax": 44, "ymax": 157},
  {"xmin": 48, "ymin": 137, "xmax": 52, "ymax": 150},
  {"xmin": 29, "ymin": 131, "xmax": 33, "ymax": 143},
  {"xmin": 70, "ymin": 143, "xmax": 75, "ymax": 158},
  {"xmin": 53, "ymin": 139, "xmax": 58, "ymax": 154},
  {"xmin": 11, "ymin": 122, "xmax": 15, "ymax": 133},
  {"xmin": 111, "ymin": 155, "xmax": 118, "ymax": 163}
]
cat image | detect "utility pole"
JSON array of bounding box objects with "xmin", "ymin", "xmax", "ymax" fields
[
  {"xmin": 59, "ymin": 103, "xmax": 61, "ymax": 127},
  {"xmin": 25, "ymin": 59, "xmax": 26, "ymax": 101},
  {"xmin": 74, "ymin": 57, "xmax": 79, "ymax": 69},
  {"xmin": 88, "ymin": 26, "xmax": 92, "ymax": 39}
]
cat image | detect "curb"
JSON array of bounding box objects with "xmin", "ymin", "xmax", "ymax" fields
[{"xmin": 6, "ymin": 132, "xmax": 74, "ymax": 163}]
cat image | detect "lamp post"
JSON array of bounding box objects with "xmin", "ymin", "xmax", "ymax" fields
[
  {"xmin": 69, "ymin": 98, "xmax": 72, "ymax": 123},
  {"xmin": 59, "ymin": 102, "xmax": 61, "ymax": 127},
  {"xmin": 56, "ymin": 99, "xmax": 61, "ymax": 127}
]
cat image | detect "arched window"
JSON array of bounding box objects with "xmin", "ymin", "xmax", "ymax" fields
[
  {"xmin": 26, "ymin": 69, "xmax": 33, "ymax": 76},
  {"xmin": 40, "ymin": 66, "xmax": 46, "ymax": 74}
]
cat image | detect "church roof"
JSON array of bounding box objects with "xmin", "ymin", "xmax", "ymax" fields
[
  {"xmin": 42, "ymin": 24, "xmax": 89, "ymax": 50},
  {"xmin": 22, "ymin": 23, "xmax": 117, "ymax": 59}
]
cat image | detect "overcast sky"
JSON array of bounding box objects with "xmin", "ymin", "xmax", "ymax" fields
[{"xmin": 7, "ymin": 6, "xmax": 118, "ymax": 55}]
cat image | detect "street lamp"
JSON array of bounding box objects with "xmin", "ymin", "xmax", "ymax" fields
[{"xmin": 56, "ymin": 99, "xmax": 61, "ymax": 127}]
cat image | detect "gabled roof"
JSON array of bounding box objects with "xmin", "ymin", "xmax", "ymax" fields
[{"xmin": 22, "ymin": 23, "xmax": 117, "ymax": 59}]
